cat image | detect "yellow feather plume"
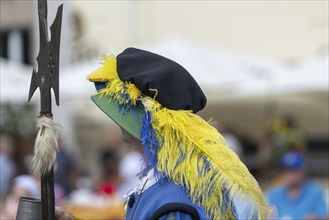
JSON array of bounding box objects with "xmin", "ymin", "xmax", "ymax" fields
[{"xmin": 151, "ymin": 106, "xmax": 269, "ymax": 219}]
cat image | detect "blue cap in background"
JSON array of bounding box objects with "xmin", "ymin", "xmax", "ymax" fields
[{"xmin": 281, "ymin": 152, "xmax": 305, "ymax": 169}]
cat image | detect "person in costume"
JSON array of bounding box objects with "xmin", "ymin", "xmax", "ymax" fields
[{"xmin": 56, "ymin": 48, "xmax": 269, "ymax": 220}]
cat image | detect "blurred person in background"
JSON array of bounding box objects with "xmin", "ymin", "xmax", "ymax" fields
[
  {"xmin": 0, "ymin": 175, "xmax": 40, "ymax": 219},
  {"xmin": 97, "ymin": 148, "xmax": 120, "ymax": 196},
  {"xmin": 0, "ymin": 135, "xmax": 16, "ymax": 199},
  {"xmin": 118, "ymin": 140, "xmax": 143, "ymax": 196},
  {"xmin": 259, "ymin": 116, "xmax": 308, "ymax": 183},
  {"xmin": 0, "ymin": 151, "xmax": 67, "ymax": 219},
  {"xmin": 68, "ymin": 171, "xmax": 100, "ymax": 205},
  {"xmin": 266, "ymin": 152, "xmax": 328, "ymax": 220},
  {"xmin": 282, "ymin": 116, "xmax": 307, "ymax": 152},
  {"xmin": 55, "ymin": 137, "xmax": 76, "ymax": 197},
  {"xmin": 267, "ymin": 116, "xmax": 307, "ymax": 170},
  {"xmin": 97, "ymin": 128, "xmax": 122, "ymax": 196}
]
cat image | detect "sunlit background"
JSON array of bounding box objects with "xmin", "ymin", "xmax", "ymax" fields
[{"xmin": 1, "ymin": 1, "xmax": 328, "ymax": 219}]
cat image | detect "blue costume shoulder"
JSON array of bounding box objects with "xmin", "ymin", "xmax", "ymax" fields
[{"xmin": 125, "ymin": 179, "xmax": 208, "ymax": 220}]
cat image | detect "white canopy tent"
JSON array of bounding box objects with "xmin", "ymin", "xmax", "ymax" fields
[
  {"xmin": 1, "ymin": 37, "xmax": 328, "ymax": 135},
  {"xmin": 1, "ymin": 37, "xmax": 327, "ymax": 103},
  {"xmin": 0, "ymin": 58, "xmax": 98, "ymax": 103},
  {"xmin": 0, "ymin": 58, "xmax": 32, "ymax": 103},
  {"xmin": 145, "ymin": 37, "xmax": 328, "ymax": 99}
]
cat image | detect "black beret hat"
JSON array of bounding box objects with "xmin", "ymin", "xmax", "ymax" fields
[{"xmin": 117, "ymin": 48, "xmax": 207, "ymax": 113}]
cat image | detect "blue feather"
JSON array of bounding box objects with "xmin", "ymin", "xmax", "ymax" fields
[{"xmin": 140, "ymin": 111, "xmax": 161, "ymax": 179}]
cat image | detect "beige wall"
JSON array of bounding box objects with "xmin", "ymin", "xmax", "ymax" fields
[
  {"xmin": 0, "ymin": 1, "xmax": 34, "ymax": 28},
  {"xmin": 71, "ymin": 1, "xmax": 328, "ymax": 60}
]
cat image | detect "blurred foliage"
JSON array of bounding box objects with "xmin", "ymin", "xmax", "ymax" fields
[{"xmin": 0, "ymin": 103, "xmax": 36, "ymax": 136}]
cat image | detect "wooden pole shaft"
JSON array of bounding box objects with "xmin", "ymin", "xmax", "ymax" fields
[{"xmin": 41, "ymin": 167, "xmax": 55, "ymax": 220}]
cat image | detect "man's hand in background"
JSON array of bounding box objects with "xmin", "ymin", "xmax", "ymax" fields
[{"xmin": 55, "ymin": 206, "xmax": 74, "ymax": 220}]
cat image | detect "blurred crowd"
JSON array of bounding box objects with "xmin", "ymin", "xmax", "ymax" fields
[
  {"xmin": 0, "ymin": 116, "xmax": 328, "ymax": 219},
  {"xmin": 0, "ymin": 129, "xmax": 143, "ymax": 219}
]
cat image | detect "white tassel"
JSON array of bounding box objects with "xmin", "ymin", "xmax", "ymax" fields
[{"xmin": 32, "ymin": 116, "xmax": 60, "ymax": 176}]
